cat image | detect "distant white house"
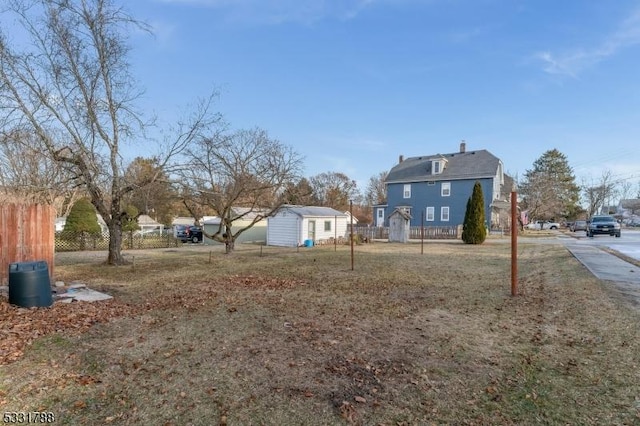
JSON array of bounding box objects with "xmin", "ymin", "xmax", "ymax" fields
[
  {"xmin": 343, "ymin": 210, "xmax": 359, "ymax": 225},
  {"xmin": 617, "ymin": 199, "xmax": 640, "ymax": 226},
  {"xmin": 55, "ymin": 214, "xmax": 108, "ymax": 233},
  {"xmin": 202, "ymin": 207, "xmax": 267, "ymax": 245},
  {"xmin": 267, "ymin": 205, "xmax": 349, "ymax": 247},
  {"xmin": 137, "ymin": 214, "xmax": 164, "ymax": 233}
]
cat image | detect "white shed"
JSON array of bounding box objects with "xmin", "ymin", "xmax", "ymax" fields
[{"xmin": 267, "ymin": 205, "xmax": 349, "ymax": 247}]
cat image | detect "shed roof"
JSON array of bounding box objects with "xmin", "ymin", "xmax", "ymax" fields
[
  {"xmin": 386, "ymin": 149, "xmax": 501, "ymax": 183},
  {"xmin": 388, "ymin": 208, "xmax": 412, "ymax": 220},
  {"xmin": 275, "ymin": 205, "xmax": 348, "ymax": 218}
]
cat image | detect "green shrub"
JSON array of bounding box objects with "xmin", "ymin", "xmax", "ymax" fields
[{"xmin": 462, "ymin": 181, "xmax": 487, "ymax": 244}]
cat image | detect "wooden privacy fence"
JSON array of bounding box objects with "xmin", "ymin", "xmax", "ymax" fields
[
  {"xmin": 352, "ymin": 225, "xmax": 461, "ymax": 241},
  {"xmin": 0, "ymin": 204, "xmax": 55, "ymax": 285}
]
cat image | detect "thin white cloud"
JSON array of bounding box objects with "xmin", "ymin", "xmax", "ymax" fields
[
  {"xmin": 154, "ymin": 0, "xmax": 377, "ymax": 25},
  {"xmin": 147, "ymin": 20, "xmax": 178, "ymax": 49},
  {"xmin": 535, "ymin": 8, "xmax": 640, "ymax": 77}
]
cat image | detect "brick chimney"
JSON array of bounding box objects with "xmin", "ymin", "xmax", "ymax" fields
[
  {"xmin": 459, "ymin": 140, "xmax": 466, "ymax": 153},
  {"xmin": 399, "ymin": 155, "xmax": 404, "ymax": 163}
]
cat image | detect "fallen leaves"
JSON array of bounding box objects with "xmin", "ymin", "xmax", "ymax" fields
[
  {"xmin": 0, "ymin": 297, "xmax": 135, "ymax": 365},
  {"xmin": 226, "ymin": 275, "xmax": 306, "ymax": 290},
  {"xmin": 0, "ymin": 274, "xmax": 306, "ymax": 365}
]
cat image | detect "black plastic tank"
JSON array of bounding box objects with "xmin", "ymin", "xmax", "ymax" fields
[{"xmin": 8, "ymin": 261, "xmax": 53, "ymax": 308}]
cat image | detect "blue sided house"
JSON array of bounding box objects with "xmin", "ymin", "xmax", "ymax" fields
[{"xmin": 373, "ymin": 142, "xmax": 511, "ymax": 229}]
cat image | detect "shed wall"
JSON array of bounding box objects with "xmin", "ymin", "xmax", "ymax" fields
[
  {"xmin": 267, "ymin": 214, "xmax": 301, "ymax": 247},
  {"xmin": 203, "ymin": 220, "xmax": 267, "ymax": 244},
  {"xmin": 304, "ymin": 216, "xmax": 349, "ymax": 242}
]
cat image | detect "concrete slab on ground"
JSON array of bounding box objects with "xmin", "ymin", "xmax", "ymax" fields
[{"xmin": 565, "ymin": 244, "xmax": 640, "ymax": 284}]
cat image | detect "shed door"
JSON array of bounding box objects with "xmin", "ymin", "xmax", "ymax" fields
[{"xmin": 308, "ymin": 220, "xmax": 316, "ymax": 241}]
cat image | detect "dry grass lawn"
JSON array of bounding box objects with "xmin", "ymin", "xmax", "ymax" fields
[{"xmin": 2, "ymin": 239, "xmax": 640, "ymax": 425}]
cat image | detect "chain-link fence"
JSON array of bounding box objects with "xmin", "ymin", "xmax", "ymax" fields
[{"xmin": 55, "ymin": 230, "xmax": 180, "ymax": 252}]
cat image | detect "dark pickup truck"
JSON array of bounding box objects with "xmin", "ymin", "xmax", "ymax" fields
[{"xmin": 587, "ymin": 215, "xmax": 621, "ymax": 238}]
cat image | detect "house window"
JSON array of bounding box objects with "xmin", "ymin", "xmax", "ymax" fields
[
  {"xmin": 441, "ymin": 182, "xmax": 451, "ymax": 197},
  {"xmin": 433, "ymin": 161, "xmax": 441, "ymax": 174},
  {"xmin": 324, "ymin": 220, "xmax": 331, "ymax": 231},
  {"xmin": 441, "ymin": 206, "xmax": 450, "ymax": 222},
  {"xmin": 403, "ymin": 184, "xmax": 411, "ymax": 199},
  {"xmin": 426, "ymin": 207, "xmax": 435, "ymax": 221},
  {"xmin": 377, "ymin": 209, "xmax": 384, "ymax": 218}
]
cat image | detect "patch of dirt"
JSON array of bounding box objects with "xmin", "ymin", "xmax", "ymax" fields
[{"xmin": 324, "ymin": 355, "xmax": 411, "ymax": 422}]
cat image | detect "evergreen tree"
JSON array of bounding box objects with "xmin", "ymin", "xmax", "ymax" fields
[
  {"xmin": 462, "ymin": 181, "xmax": 487, "ymax": 244},
  {"xmin": 61, "ymin": 198, "xmax": 101, "ymax": 249},
  {"xmin": 122, "ymin": 205, "xmax": 140, "ymax": 233},
  {"xmin": 63, "ymin": 199, "xmax": 101, "ymax": 235},
  {"xmin": 519, "ymin": 149, "xmax": 580, "ymax": 221}
]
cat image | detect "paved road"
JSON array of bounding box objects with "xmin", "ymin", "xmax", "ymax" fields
[{"xmin": 563, "ymin": 228, "xmax": 640, "ymax": 261}]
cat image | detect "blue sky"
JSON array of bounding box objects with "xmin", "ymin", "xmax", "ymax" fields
[{"xmin": 127, "ymin": 0, "xmax": 640, "ymax": 196}]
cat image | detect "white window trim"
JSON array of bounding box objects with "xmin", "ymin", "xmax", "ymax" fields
[
  {"xmin": 432, "ymin": 161, "xmax": 441, "ymax": 175},
  {"xmin": 441, "ymin": 182, "xmax": 451, "ymax": 197},
  {"xmin": 426, "ymin": 207, "xmax": 435, "ymax": 221},
  {"xmin": 377, "ymin": 209, "xmax": 384, "ymax": 218},
  {"xmin": 403, "ymin": 184, "xmax": 411, "ymax": 199},
  {"xmin": 441, "ymin": 206, "xmax": 450, "ymax": 222}
]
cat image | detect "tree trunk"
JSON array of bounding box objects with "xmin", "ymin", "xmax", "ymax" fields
[
  {"xmin": 223, "ymin": 222, "xmax": 235, "ymax": 254},
  {"xmin": 106, "ymin": 221, "xmax": 126, "ymax": 265},
  {"xmin": 224, "ymin": 237, "xmax": 235, "ymax": 254}
]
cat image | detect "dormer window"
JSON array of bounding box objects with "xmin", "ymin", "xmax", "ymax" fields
[{"xmin": 431, "ymin": 158, "xmax": 446, "ymax": 175}]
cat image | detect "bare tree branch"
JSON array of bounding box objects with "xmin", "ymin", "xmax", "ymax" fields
[{"xmin": 176, "ymin": 127, "xmax": 303, "ymax": 253}]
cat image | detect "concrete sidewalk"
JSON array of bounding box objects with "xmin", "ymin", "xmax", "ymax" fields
[
  {"xmin": 564, "ymin": 244, "xmax": 640, "ymax": 284},
  {"xmin": 565, "ymin": 244, "xmax": 640, "ymax": 282},
  {"xmin": 565, "ymin": 244, "xmax": 640, "ymax": 307}
]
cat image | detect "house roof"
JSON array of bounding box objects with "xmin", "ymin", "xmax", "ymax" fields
[
  {"xmin": 385, "ymin": 149, "xmax": 501, "ymax": 183},
  {"xmin": 137, "ymin": 214, "xmax": 162, "ymax": 227},
  {"xmin": 229, "ymin": 207, "xmax": 269, "ymax": 221},
  {"xmin": 172, "ymin": 217, "xmax": 196, "ymax": 226},
  {"xmin": 620, "ymin": 199, "xmax": 640, "ymax": 209},
  {"xmin": 202, "ymin": 208, "xmax": 269, "ymax": 224},
  {"xmin": 275, "ymin": 205, "xmax": 348, "ymax": 218}
]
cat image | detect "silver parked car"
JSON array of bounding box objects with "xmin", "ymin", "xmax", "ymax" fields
[{"xmin": 570, "ymin": 220, "xmax": 587, "ymax": 232}]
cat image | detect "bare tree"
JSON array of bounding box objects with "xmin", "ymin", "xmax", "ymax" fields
[
  {"xmin": 582, "ymin": 170, "xmax": 618, "ymax": 217},
  {"xmin": 177, "ymin": 127, "xmax": 303, "ymax": 253},
  {"xmin": 0, "ymin": 0, "xmax": 218, "ymax": 264},
  {"xmin": 309, "ymin": 171, "xmax": 361, "ymax": 211},
  {"xmin": 364, "ymin": 171, "xmax": 387, "ymax": 206},
  {"xmin": 278, "ymin": 177, "xmax": 316, "ymax": 205},
  {"xmin": 0, "ymin": 129, "xmax": 80, "ymax": 212},
  {"xmin": 123, "ymin": 157, "xmax": 176, "ymax": 225}
]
